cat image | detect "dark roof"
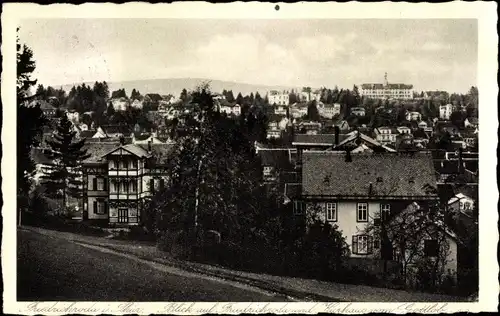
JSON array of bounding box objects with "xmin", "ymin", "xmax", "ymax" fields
[
  {"xmin": 293, "ymin": 134, "xmax": 350, "ymax": 146},
  {"xmin": 302, "ymin": 151, "xmax": 438, "ymax": 198},
  {"xmin": 140, "ymin": 143, "xmax": 175, "ymax": 165},
  {"xmin": 30, "ymin": 100, "xmax": 56, "ymax": 110},
  {"xmin": 82, "ymin": 142, "xmax": 121, "ymax": 163},
  {"xmin": 133, "ymin": 133, "xmax": 152, "ymax": 141},
  {"xmin": 79, "ymin": 130, "xmax": 95, "ymax": 138},
  {"xmin": 467, "ymin": 117, "xmax": 478, "ymax": 125},
  {"xmin": 145, "ymin": 93, "xmax": 163, "ymax": 102},
  {"xmin": 101, "ymin": 125, "xmax": 132, "ymax": 135},
  {"xmin": 258, "ymin": 149, "xmax": 293, "ymax": 169},
  {"xmin": 454, "ymin": 185, "xmax": 478, "ymax": 201}
]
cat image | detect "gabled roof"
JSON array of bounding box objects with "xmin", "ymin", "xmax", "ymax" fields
[
  {"xmin": 335, "ymin": 131, "xmax": 397, "ymax": 153},
  {"xmin": 302, "ymin": 151, "xmax": 438, "ymax": 199},
  {"xmin": 145, "ymin": 93, "xmax": 163, "ymax": 102},
  {"xmin": 30, "ymin": 100, "xmax": 56, "ymax": 110},
  {"xmin": 82, "ymin": 142, "xmax": 121, "ymax": 163},
  {"xmin": 79, "ymin": 130, "xmax": 95, "ymax": 139},
  {"xmin": 258, "ymin": 149, "xmax": 293, "ymax": 169},
  {"xmin": 100, "ymin": 125, "xmax": 132, "ymax": 135}
]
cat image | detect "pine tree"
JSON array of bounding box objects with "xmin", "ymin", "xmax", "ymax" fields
[
  {"xmin": 106, "ymin": 101, "xmax": 116, "ymax": 117},
  {"xmin": 41, "ymin": 115, "xmax": 90, "ymax": 211},
  {"xmin": 236, "ymin": 92, "xmax": 244, "ymax": 105},
  {"xmin": 17, "ymin": 28, "xmax": 48, "ymax": 223}
]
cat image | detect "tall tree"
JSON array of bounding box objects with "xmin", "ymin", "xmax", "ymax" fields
[
  {"xmin": 17, "ymin": 28, "xmax": 48, "ymax": 222},
  {"xmin": 180, "ymin": 88, "xmax": 189, "ymax": 103},
  {"xmin": 235, "ymin": 92, "xmax": 244, "ymax": 105},
  {"xmin": 106, "ymin": 101, "xmax": 116, "ymax": 118},
  {"xmin": 41, "ymin": 115, "xmax": 90, "ymax": 210},
  {"xmin": 147, "ymin": 85, "xmax": 267, "ymax": 257},
  {"xmin": 226, "ymin": 90, "xmax": 235, "ymax": 103},
  {"xmin": 306, "ymin": 100, "xmax": 320, "ymax": 121}
]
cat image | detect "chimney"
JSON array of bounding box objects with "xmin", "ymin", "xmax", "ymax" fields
[
  {"xmin": 148, "ymin": 140, "xmax": 152, "ymax": 153},
  {"xmin": 369, "ymin": 182, "xmax": 373, "ymax": 195},
  {"xmin": 345, "ymin": 148, "xmax": 352, "ymax": 162},
  {"xmin": 458, "ymin": 147, "xmax": 464, "ymax": 173},
  {"xmin": 334, "ymin": 126, "xmax": 340, "ymax": 146},
  {"xmin": 119, "ymin": 136, "xmax": 125, "ymax": 145}
]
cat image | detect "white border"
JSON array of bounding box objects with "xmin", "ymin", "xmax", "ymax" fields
[{"xmin": 2, "ymin": 2, "xmax": 498, "ymax": 314}]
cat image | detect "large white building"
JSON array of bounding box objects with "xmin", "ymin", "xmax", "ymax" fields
[
  {"xmin": 360, "ymin": 73, "xmax": 414, "ymax": 100},
  {"xmin": 268, "ymin": 90, "xmax": 290, "ymax": 106}
]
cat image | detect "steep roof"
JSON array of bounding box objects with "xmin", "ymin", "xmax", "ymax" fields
[
  {"xmin": 139, "ymin": 143, "xmax": 176, "ymax": 165},
  {"xmin": 258, "ymin": 149, "xmax": 293, "ymax": 169},
  {"xmin": 82, "ymin": 142, "xmax": 121, "ymax": 163},
  {"xmin": 302, "ymin": 151, "xmax": 438, "ymax": 199},
  {"xmin": 79, "ymin": 130, "xmax": 95, "ymax": 139},
  {"xmin": 101, "ymin": 125, "xmax": 132, "ymax": 135}
]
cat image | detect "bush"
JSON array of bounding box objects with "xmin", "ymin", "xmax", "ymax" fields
[{"xmin": 157, "ymin": 230, "xmax": 192, "ymax": 259}]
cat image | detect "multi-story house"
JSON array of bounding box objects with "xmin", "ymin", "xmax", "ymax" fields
[
  {"xmin": 318, "ymin": 103, "xmax": 341, "ymax": 119},
  {"xmin": 82, "ymin": 141, "xmax": 173, "ymax": 225},
  {"xmin": 219, "ymin": 104, "xmax": 241, "ymax": 116},
  {"xmin": 290, "ymin": 105, "xmax": 308, "ymax": 118},
  {"xmin": 405, "ymin": 111, "xmax": 422, "ymax": 122},
  {"xmin": 396, "ymin": 126, "xmax": 412, "ymax": 135},
  {"xmin": 300, "ymin": 91, "xmax": 321, "ymax": 103},
  {"xmin": 373, "ymin": 127, "xmax": 398, "ymax": 145},
  {"xmin": 110, "ymin": 97, "xmax": 130, "ymax": 111},
  {"xmin": 274, "ymin": 105, "xmax": 288, "ymax": 116},
  {"xmin": 294, "ymin": 151, "xmax": 439, "ymax": 259},
  {"xmin": 439, "ymin": 104, "xmax": 454, "ymax": 120},
  {"xmin": 350, "ymin": 107, "xmax": 366, "ymax": 117},
  {"xmin": 360, "ymin": 73, "xmax": 414, "ymax": 100},
  {"xmin": 268, "ymin": 90, "xmax": 290, "ymax": 106}
]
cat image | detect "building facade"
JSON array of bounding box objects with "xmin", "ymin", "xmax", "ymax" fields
[
  {"xmin": 360, "ymin": 73, "xmax": 414, "ymax": 100},
  {"xmin": 294, "ymin": 151, "xmax": 439, "ymax": 260},
  {"xmin": 268, "ymin": 90, "xmax": 290, "ymax": 106},
  {"xmin": 82, "ymin": 143, "xmax": 172, "ymax": 225}
]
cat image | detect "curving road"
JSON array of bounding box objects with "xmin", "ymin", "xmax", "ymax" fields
[{"xmin": 17, "ymin": 230, "xmax": 289, "ymax": 301}]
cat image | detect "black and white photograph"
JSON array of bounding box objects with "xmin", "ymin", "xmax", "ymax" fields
[{"xmin": 2, "ymin": 2, "xmax": 498, "ymax": 314}]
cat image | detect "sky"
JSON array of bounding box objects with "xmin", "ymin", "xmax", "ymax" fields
[{"xmin": 18, "ymin": 19, "xmax": 478, "ymax": 93}]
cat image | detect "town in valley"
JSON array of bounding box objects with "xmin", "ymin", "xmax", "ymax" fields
[{"xmin": 15, "ymin": 18, "xmax": 479, "ymax": 302}]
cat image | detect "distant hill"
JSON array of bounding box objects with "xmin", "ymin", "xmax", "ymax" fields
[{"xmin": 59, "ymin": 78, "xmax": 304, "ymax": 98}]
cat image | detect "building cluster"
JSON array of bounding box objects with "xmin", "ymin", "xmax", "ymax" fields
[{"xmin": 29, "ymin": 79, "xmax": 478, "ymax": 287}]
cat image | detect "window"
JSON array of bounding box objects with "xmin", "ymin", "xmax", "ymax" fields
[
  {"xmin": 112, "ymin": 181, "xmax": 119, "ymax": 193},
  {"xmin": 120, "ymin": 159, "xmax": 127, "ymax": 169},
  {"xmin": 93, "ymin": 200, "xmax": 107, "ymax": 215},
  {"xmin": 424, "ymin": 239, "xmax": 439, "ymax": 257},
  {"xmin": 293, "ymin": 201, "xmax": 305, "ymax": 215},
  {"xmin": 109, "ymin": 160, "xmax": 116, "ymax": 169},
  {"xmin": 150, "ymin": 178, "xmax": 155, "ymax": 193},
  {"xmin": 122, "ymin": 181, "xmax": 129, "ymax": 193},
  {"xmin": 159, "ymin": 178, "xmax": 165, "ymax": 190},
  {"xmin": 97, "ymin": 178, "xmax": 105, "ymax": 191},
  {"xmin": 263, "ymin": 166, "xmax": 273, "ymax": 177},
  {"xmin": 130, "ymin": 181, "xmax": 137, "ymax": 193},
  {"xmin": 352, "ymin": 235, "xmax": 373, "ymax": 255},
  {"xmin": 131, "ymin": 159, "xmax": 138, "ymax": 169},
  {"xmin": 357, "ymin": 203, "xmax": 368, "ymax": 222},
  {"xmin": 325, "ymin": 202, "xmax": 337, "ymax": 221},
  {"xmin": 463, "ymin": 202, "xmax": 471, "ymax": 211},
  {"xmin": 380, "ymin": 204, "xmax": 390, "ymax": 221},
  {"xmin": 118, "ymin": 208, "xmax": 129, "ymax": 223}
]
